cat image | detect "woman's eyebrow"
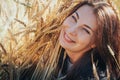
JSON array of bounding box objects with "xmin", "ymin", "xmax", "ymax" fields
[
  {"xmin": 71, "ymin": 12, "xmax": 79, "ymax": 22},
  {"xmin": 75, "ymin": 12, "xmax": 79, "ymax": 19}
]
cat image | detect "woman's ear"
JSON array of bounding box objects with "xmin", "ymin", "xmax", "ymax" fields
[{"xmin": 91, "ymin": 44, "xmax": 96, "ymax": 48}]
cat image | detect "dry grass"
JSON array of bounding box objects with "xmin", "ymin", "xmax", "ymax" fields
[
  {"xmin": 0, "ymin": 0, "xmax": 77, "ymax": 80},
  {"xmin": 0, "ymin": 0, "xmax": 120, "ymax": 80}
]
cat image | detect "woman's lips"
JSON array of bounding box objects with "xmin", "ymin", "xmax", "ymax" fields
[{"xmin": 64, "ymin": 32, "xmax": 75, "ymax": 43}]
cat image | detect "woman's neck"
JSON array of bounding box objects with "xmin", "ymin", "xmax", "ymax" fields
[{"xmin": 66, "ymin": 50, "xmax": 85, "ymax": 64}]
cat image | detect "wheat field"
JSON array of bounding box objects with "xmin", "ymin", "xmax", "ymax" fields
[{"xmin": 0, "ymin": 0, "xmax": 120, "ymax": 80}]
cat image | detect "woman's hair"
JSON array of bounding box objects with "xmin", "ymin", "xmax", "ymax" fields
[
  {"xmin": 58, "ymin": 0, "xmax": 120, "ymax": 79},
  {"xmin": 93, "ymin": 1, "xmax": 120, "ymax": 77}
]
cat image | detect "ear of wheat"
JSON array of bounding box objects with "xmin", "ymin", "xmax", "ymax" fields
[{"xmin": 0, "ymin": 0, "xmax": 120, "ymax": 80}]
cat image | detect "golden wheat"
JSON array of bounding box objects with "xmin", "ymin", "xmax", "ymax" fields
[{"xmin": 0, "ymin": 0, "xmax": 120, "ymax": 80}]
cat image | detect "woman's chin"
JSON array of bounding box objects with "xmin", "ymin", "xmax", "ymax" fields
[{"xmin": 59, "ymin": 41, "xmax": 74, "ymax": 51}]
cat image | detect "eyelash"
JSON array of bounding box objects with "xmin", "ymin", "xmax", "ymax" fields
[
  {"xmin": 71, "ymin": 15, "xmax": 77, "ymax": 22},
  {"xmin": 83, "ymin": 28, "xmax": 90, "ymax": 34}
]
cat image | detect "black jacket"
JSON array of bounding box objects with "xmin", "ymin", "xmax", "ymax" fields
[{"xmin": 52, "ymin": 52, "xmax": 117, "ymax": 80}]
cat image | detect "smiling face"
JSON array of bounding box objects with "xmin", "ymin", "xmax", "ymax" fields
[{"xmin": 59, "ymin": 5, "xmax": 97, "ymax": 62}]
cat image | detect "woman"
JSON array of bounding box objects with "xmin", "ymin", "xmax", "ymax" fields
[
  {"xmin": 51, "ymin": 1, "xmax": 120, "ymax": 80},
  {"xmin": 19, "ymin": 0, "xmax": 120, "ymax": 80}
]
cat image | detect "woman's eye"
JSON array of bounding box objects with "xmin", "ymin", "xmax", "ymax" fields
[
  {"xmin": 83, "ymin": 28, "xmax": 90, "ymax": 34},
  {"xmin": 71, "ymin": 15, "xmax": 77, "ymax": 22}
]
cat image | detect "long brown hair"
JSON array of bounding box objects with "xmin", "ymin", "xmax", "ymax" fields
[{"xmin": 93, "ymin": 1, "xmax": 120, "ymax": 77}]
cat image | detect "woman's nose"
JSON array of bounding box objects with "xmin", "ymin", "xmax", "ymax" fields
[{"xmin": 67, "ymin": 26, "xmax": 77, "ymax": 36}]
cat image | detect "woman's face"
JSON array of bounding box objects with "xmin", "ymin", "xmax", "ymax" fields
[{"xmin": 59, "ymin": 5, "xmax": 97, "ymax": 55}]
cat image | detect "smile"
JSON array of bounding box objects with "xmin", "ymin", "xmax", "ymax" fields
[{"xmin": 64, "ymin": 31, "xmax": 75, "ymax": 43}]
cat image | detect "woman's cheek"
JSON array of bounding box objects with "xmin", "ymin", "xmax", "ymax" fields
[{"xmin": 77, "ymin": 34, "xmax": 91, "ymax": 44}]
